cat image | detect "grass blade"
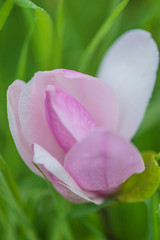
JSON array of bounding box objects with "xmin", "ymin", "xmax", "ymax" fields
[
  {"xmin": 16, "ymin": 21, "xmax": 34, "ymax": 79},
  {"xmin": 0, "ymin": 0, "xmax": 14, "ymax": 31},
  {"xmin": 12, "ymin": 0, "xmax": 55, "ymax": 70},
  {"xmin": 34, "ymin": 8, "xmax": 54, "ymax": 69},
  {"xmin": 79, "ymin": 0, "xmax": 129, "ymax": 72},
  {"xmin": 54, "ymin": 0, "xmax": 64, "ymax": 68},
  {"xmin": 11, "ymin": 0, "xmax": 43, "ymax": 9},
  {"xmin": 0, "ymin": 155, "xmax": 38, "ymax": 240},
  {"xmin": 0, "ymin": 155, "xmax": 23, "ymax": 207}
]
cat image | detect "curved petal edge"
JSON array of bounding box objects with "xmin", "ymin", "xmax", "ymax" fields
[
  {"xmin": 33, "ymin": 144, "xmax": 103, "ymax": 204},
  {"xmin": 98, "ymin": 29, "xmax": 159, "ymax": 139}
]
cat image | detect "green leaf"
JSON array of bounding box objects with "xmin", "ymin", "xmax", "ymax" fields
[
  {"xmin": 0, "ymin": 155, "xmax": 38, "ymax": 240},
  {"xmin": 0, "ymin": 0, "xmax": 14, "ymax": 31},
  {"xmin": 12, "ymin": 0, "xmax": 55, "ymax": 70},
  {"xmin": 0, "ymin": 155, "xmax": 23, "ymax": 207},
  {"xmin": 117, "ymin": 152, "xmax": 160, "ymax": 202},
  {"xmin": 155, "ymin": 152, "xmax": 160, "ymax": 162},
  {"xmin": 79, "ymin": 0, "xmax": 129, "ymax": 72},
  {"xmin": 66, "ymin": 199, "xmax": 116, "ymax": 219},
  {"xmin": 34, "ymin": 8, "xmax": 55, "ymax": 69},
  {"xmin": 16, "ymin": 22, "xmax": 34, "ymax": 79},
  {"xmin": 11, "ymin": 0, "xmax": 43, "ymax": 9},
  {"xmin": 53, "ymin": 0, "xmax": 64, "ymax": 68}
]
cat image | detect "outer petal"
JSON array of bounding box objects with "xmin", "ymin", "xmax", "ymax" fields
[
  {"xmin": 45, "ymin": 85, "xmax": 96, "ymax": 151},
  {"xmin": 18, "ymin": 69, "xmax": 119, "ymax": 163},
  {"xmin": 18, "ymin": 75, "xmax": 65, "ymax": 165},
  {"xmin": 64, "ymin": 128, "xmax": 145, "ymax": 196},
  {"xmin": 33, "ymin": 144, "xmax": 103, "ymax": 204},
  {"xmin": 98, "ymin": 29, "xmax": 159, "ymax": 139},
  {"xmin": 7, "ymin": 80, "xmax": 39, "ymax": 173}
]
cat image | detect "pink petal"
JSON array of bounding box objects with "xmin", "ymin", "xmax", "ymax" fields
[
  {"xmin": 98, "ymin": 30, "xmax": 159, "ymax": 139},
  {"xmin": 7, "ymin": 80, "xmax": 39, "ymax": 174},
  {"xmin": 18, "ymin": 69, "xmax": 119, "ymax": 162},
  {"xmin": 64, "ymin": 128, "xmax": 145, "ymax": 196},
  {"xmin": 45, "ymin": 85, "xmax": 96, "ymax": 151},
  {"xmin": 52, "ymin": 181, "xmax": 88, "ymax": 203},
  {"xmin": 18, "ymin": 75, "xmax": 65, "ymax": 165},
  {"xmin": 33, "ymin": 144, "xmax": 103, "ymax": 204}
]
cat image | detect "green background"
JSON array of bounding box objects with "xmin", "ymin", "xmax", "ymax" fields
[{"xmin": 0, "ymin": 0, "xmax": 160, "ymax": 239}]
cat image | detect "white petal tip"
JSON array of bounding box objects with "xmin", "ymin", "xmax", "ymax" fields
[{"xmin": 98, "ymin": 29, "xmax": 159, "ymax": 139}]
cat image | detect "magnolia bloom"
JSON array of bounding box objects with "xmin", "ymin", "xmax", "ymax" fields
[{"xmin": 7, "ymin": 30, "xmax": 159, "ymax": 204}]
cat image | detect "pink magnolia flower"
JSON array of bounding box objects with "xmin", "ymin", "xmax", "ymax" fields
[{"xmin": 7, "ymin": 30, "xmax": 159, "ymax": 204}]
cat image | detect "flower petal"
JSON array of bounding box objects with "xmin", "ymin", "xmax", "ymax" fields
[
  {"xmin": 18, "ymin": 75, "xmax": 65, "ymax": 165},
  {"xmin": 98, "ymin": 29, "xmax": 159, "ymax": 139},
  {"xmin": 52, "ymin": 181, "xmax": 89, "ymax": 204},
  {"xmin": 33, "ymin": 144, "xmax": 103, "ymax": 204},
  {"xmin": 64, "ymin": 128, "xmax": 145, "ymax": 196},
  {"xmin": 7, "ymin": 80, "xmax": 39, "ymax": 174},
  {"xmin": 45, "ymin": 85, "xmax": 96, "ymax": 151},
  {"xmin": 18, "ymin": 70, "xmax": 119, "ymax": 160}
]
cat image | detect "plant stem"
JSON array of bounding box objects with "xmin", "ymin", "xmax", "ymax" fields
[
  {"xmin": 147, "ymin": 194, "xmax": 159, "ymax": 240},
  {"xmin": 151, "ymin": 195, "xmax": 159, "ymax": 240}
]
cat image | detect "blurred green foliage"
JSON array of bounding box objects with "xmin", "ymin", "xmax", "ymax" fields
[{"xmin": 0, "ymin": 0, "xmax": 160, "ymax": 239}]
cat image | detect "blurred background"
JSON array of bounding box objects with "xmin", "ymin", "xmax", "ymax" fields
[{"xmin": 0, "ymin": 0, "xmax": 160, "ymax": 239}]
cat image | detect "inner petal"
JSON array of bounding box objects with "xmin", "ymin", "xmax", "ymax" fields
[
  {"xmin": 33, "ymin": 144, "xmax": 102, "ymax": 204},
  {"xmin": 45, "ymin": 85, "xmax": 96, "ymax": 151},
  {"xmin": 64, "ymin": 128, "xmax": 144, "ymax": 196}
]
